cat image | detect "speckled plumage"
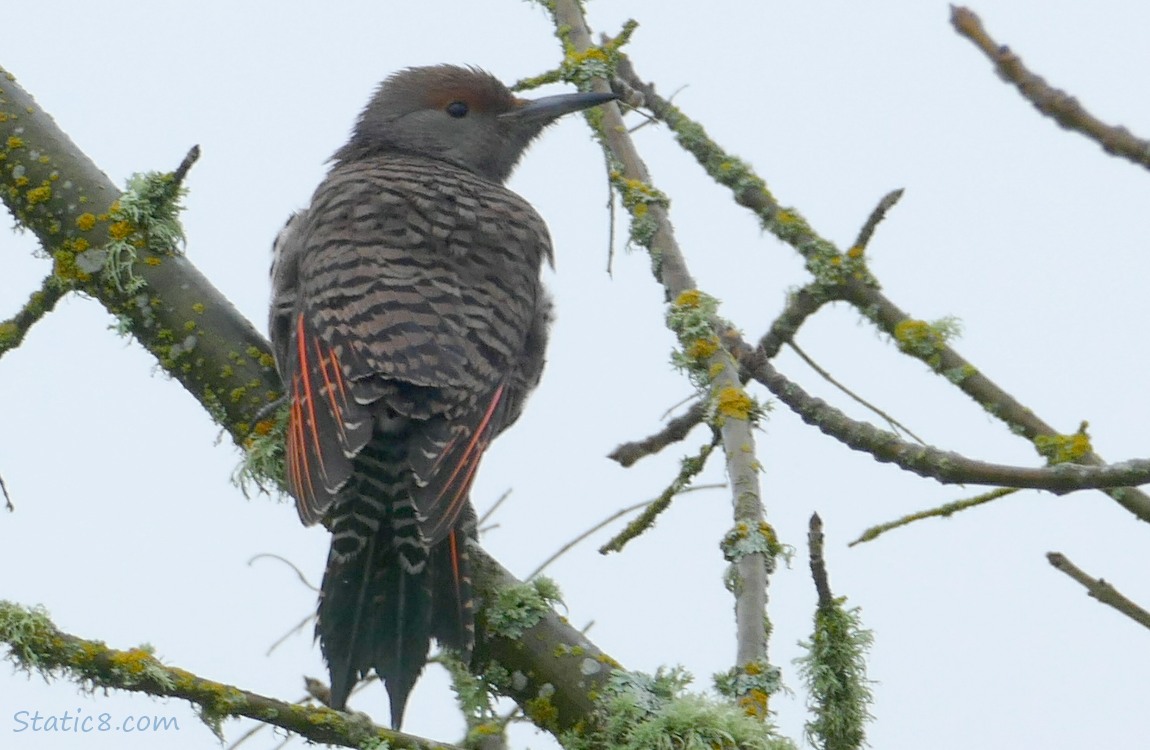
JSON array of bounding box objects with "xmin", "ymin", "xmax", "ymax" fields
[{"xmin": 268, "ymin": 65, "xmax": 614, "ymax": 728}]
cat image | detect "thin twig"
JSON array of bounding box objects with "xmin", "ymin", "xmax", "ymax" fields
[
  {"xmin": 527, "ymin": 483, "xmax": 725, "ymax": 580},
  {"xmin": 852, "ymin": 188, "xmax": 904, "ymax": 253},
  {"xmin": 849, "ymin": 488, "xmax": 1017, "ymax": 546},
  {"xmin": 0, "ymin": 274, "xmax": 68, "ymax": 361},
  {"xmin": 951, "ymin": 6, "xmax": 1150, "ymax": 172},
  {"xmin": 477, "ymin": 488, "xmax": 513, "ymax": 528},
  {"xmin": 0, "ymin": 473, "xmax": 12, "ymax": 512},
  {"xmin": 608, "ymin": 400, "xmax": 707, "ymax": 467},
  {"xmin": 789, "ymin": 340, "xmax": 926, "ymax": 445},
  {"xmin": 248, "ymin": 553, "xmax": 318, "ymax": 592},
  {"xmin": 1047, "ymin": 552, "xmax": 1150, "ymax": 630},
  {"xmin": 599, "ymin": 433, "xmax": 721, "ymax": 554},
  {"xmin": 172, "ymin": 144, "xmax": 201, "ymax": 188}
]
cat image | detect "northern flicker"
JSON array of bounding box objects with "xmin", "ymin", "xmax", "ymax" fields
[{"xmin": 268, "ymin": 65, "xmax": 616, "ymax": 728}]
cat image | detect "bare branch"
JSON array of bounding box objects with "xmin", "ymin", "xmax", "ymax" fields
[
  {"xmin": 608, "ymin": 400, "xmax": 706, "ymax": 466},
  {"xmin": 834, "ymin": 278, "xmax": 1150, "ymax": 522},
  {"xmin": 951, "ymin": 6, "xmax": 1150, "ymax": 172},
  {"xmin": 851, "ymin": 188, "xmax": 904, "ymax": 254},
  {"xmin": 789, "ymin": 340, "xmax": 926, "ymax": 445},
  {"xmin": 1046, "ymin": 553, "xmax": 1150, "ymax": 631},
  {"xmin": 0, "ymin": 473, "xmax": 11, "ymax": 512},
  {"xmin": 171, "ymin": 144, "xmax": 201, "ymax": 188},
  {"xmin": 808, "ymin": 513, "xmax": 832, "ymax": 609},
  {"xmin": 528, "ymin": 483, "xmax": 725, "ymax": 579}
]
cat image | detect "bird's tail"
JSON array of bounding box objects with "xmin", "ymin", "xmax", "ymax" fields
[{"xmin": 317, "ymin": 495, "xmax": 476, "ymax": 729}]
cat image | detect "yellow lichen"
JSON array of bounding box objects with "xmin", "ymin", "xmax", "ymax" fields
[
  {"xmin": 738, "ymin": 688, "xmax": 770, "ymax": 718},
  {"xmin": 6, "ymin": 135, "xmax": 24, "ymax": 149},
  {"xmin": 675, "ymin": 289, "xmax": 702, "ymax": 309},
  {"xmin": 76, "ymin": 212, "xmax": 97, "ymax": 231},
  {"xmin": 686, "ymin": 337, "xmax": 719, "ymax": 360},
  {"xmin": 1035, "ymin": 422, "xmax": 1092, "ymax": 465},
  {"xmin": 108, "ymin": 220, "xmax": 133, "ymax": 240},
  {"xmin": 716, "ymin": 386, "xmax": 754, "ymax": 420},
  {"xmin": 144, "ymin": 256, "xmax": 162, "ymax": 266},
  {"xmin": 25, "ymin": 185, "xmax": 51, "ymax": 205}
]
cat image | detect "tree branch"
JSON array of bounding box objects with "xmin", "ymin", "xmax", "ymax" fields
[
  {"xmin": 1046, "ymin": 552, "xmax": 1150, "ymax": 631},
  {"xmin": 739, "ymin": 349, "xmax": 1150, "ymax": 493},
  {"xmin": 549, "ymin": 0, "xmax": 775, "ymax": 711},
  {"xmin": 615, "ymin": 54, "xmax": 1150, "ymax": 524},
  {"xmin": 0, "ymin": 601, "xmax": 451, "ymax": 750},
  {"xmin": 0, "ymin": 65, "xmax": 281, "ymax": 443},
  {"xmin": 951, "ymin": 6, "xmax": 1150, "ymax": 172}
]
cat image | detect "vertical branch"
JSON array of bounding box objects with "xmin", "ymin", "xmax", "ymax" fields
[{"xmin": 547, "ymin": 0, "xmax": 775, "ymax": 714}]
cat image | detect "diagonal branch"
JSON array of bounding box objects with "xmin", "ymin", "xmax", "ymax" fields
[
  {"xmin": 951, "ymin": 6, "xmax": 1150, "ymax": 172},
  {"xmin": 0, "ymin": 65, "xmax": 281, "ymax": 443},
  {"xmin": 737, "ymin": 348, "xmax": 1150, "ymax": 493},
  {"xmin": 1046, "ymin": 553, "xmax": 1150, "ymax": 631},
  {"xmin": 615, "ymin": 55, "xmax": 1150, "ymax": 524},
  {"xmin": 0, "ymin": 601, "xmax": 453, "ymax": 750}
]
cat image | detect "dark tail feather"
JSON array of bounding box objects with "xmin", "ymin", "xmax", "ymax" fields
[
  {"xmin": 317, "ymin": 528, "xmax": 432, "ymax": 728},
  {"xmin": 427, "ymin": 517, "xmax": 477, "ymax": 659}
]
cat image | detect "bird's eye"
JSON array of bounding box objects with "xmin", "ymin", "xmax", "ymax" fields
[{"xmin": 445, "ymin": 101, "xmax": 469, "ymax": 118}]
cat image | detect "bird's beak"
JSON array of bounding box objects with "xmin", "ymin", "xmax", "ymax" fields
[{"xmin": 502, "ymin": 90, "xmax": 619, "ymax": 123}]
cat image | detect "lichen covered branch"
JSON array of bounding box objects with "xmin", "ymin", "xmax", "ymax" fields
[
  {"xmin": 0, "ymin": 601, "xmax": 451, "ymax": 750},
  {"xmin": 0, "ymin": 65, "xmax": 281, "ymax": 444}
]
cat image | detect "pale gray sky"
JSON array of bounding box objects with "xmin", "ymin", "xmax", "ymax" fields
[{"xmin": 3, "ymin": 2, "xmax": 1149, "ymax": 748}]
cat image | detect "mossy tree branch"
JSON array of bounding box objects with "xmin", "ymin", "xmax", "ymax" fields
[
  {"xmin": 613, "ymin": 53, "xmax": 1150, "ymax": 523},
  {"xmin": 0, "ymin": 65, "xmax": 281, "ymax": 443},
  {"xmin": 0, "ymin": 601, "xmax": 456, "ymax": 750},
  {"xmin": 547, "ymin": 0, "xmax": 777, "ymax": 715}
]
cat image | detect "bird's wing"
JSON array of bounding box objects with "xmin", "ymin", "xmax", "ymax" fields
[{"xmin": 281, "ymin": 157, "xmax": 551, "ymax": 530}]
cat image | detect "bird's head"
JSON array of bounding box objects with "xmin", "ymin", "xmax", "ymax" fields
[{"xmin": 334, "ymin": 65, "xmax": 617, "ymax": 183}]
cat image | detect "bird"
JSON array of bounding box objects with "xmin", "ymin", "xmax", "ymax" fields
[{"xmin": 268, "ymin": 65, "xmax": 616, "ymax": 729}]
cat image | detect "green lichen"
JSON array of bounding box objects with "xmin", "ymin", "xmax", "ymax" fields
[
  {"xmin": 714, "ymin": 660, "xmax": 784, "ymax": 720},
  {"xmin": 795, "ymin": 600, "xmax": 874, "ymax": 750},
  {"xmin": 562, "ymin": 668, "xmax": 794, "ymax": 750},
  {"xmin": 0, "ymin": 601, "xmax": 56, "ymax": 672},
  {"xmin": 484, "ymin": 577, "xmax": 562, "ymax": 640},
  {"xmin": 233, "ymin": 401, "xmax": 289, "ymax": 497},
  {"xmin": 609, "ymin": 171, "xmax": 670, "ymax": 251},
  {"xmin": 720, "ymin": 521, "xmax": 782, "ymax": 566},
  {"xmin": 93, "ymin": 171, "xmax": 188, "ymax": 295},
  {"xmin": 525, "ymin": 685, "xmax": 560, "ymax": 732},
  {"xmin": 892, "ymin": 316, "xmax": 962, "ymax": 370},
  {"xmin": 667, "ymin": 289, "xmax": 721, "ymax": 387}
]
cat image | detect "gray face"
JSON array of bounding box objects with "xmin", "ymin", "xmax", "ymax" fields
[{"xmin": 334, "ymin": 65, "xmax": 616, "ymax": 183}]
